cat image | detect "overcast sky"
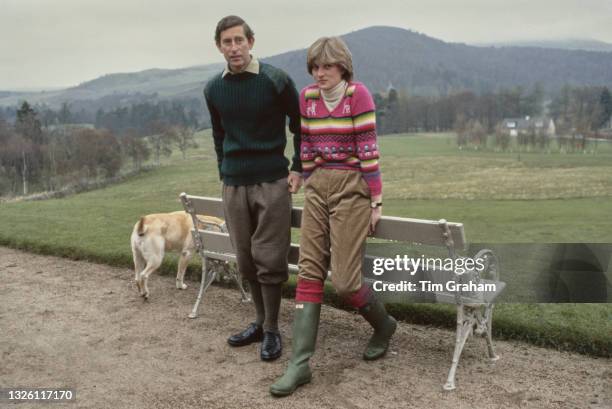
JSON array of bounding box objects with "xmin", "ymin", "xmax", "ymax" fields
[{"xmin": 2, "ymin": 0, "xmax": 611, "ymax": 90}]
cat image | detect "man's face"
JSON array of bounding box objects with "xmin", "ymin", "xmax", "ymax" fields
[{"xmin": 217, "ymin": 25, "xmax": 254, "ymax": 73}]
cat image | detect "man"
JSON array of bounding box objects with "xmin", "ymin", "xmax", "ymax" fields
[{"xmin": 204, "ymin": 15, "xmax": 302, "ymax": 361}]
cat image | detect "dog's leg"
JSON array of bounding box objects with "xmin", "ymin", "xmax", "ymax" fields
[
  {"xmin": 137, "ymin": 237, "xmax": 165, "ymax": 300},
  {"xmin": 139, "ymin": 257, "xmax": 162, "ymax": 300},
  {"xmin": 134, "ymin": 255, "xmax": 146, "ymax": 296},
  {"xmin": 176, "ymin": 249, "xmax": 193, "ymax": 290},
  {"xmin": 131, "ymin": 236, "xmax": 146, "ymax": 296}
]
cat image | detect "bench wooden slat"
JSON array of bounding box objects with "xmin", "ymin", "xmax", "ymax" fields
[
  {"xmin": 373, "ymin": 216, "xmax": 465, "ymax": 249},
  {"xmin": 292, "ymin": 208, "xmax": 464, "ymax": 248},
  {"xmin": 195, "ymin": 230, "xmax": 300, "ymax": 265},
  {"xmin": 181, "ymin": 193, "xmax": 304, "ymax": 229},
  {"xmin": 181, "ymin": 194, "xmax": 225, "ymax": 218}
]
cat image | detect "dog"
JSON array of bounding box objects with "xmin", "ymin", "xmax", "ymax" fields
[{"xmin": 130, "ymin": 211, "xmax": 226, "ymax": 299}]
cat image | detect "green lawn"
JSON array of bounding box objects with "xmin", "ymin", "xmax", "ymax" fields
[{"xmin": 1, "ymin": 131, "xmax": 610, "ymax": 356}]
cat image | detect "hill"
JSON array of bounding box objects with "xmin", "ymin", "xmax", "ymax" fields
[
  {"xmin": 265, "ymin": 26, "xmax": 612, "ymax": 94},
  {"xmin": 477, "ymin": 38, "xmax": 612, "ymax": 53},
  {"xmin": 0, "ymin": 64, "xmax": 223, "ymax": 108}
]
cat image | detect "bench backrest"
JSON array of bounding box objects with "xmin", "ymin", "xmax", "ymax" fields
[{"xmin": 180, "ymin": 193, "xmax": 466, "ymax": 261}]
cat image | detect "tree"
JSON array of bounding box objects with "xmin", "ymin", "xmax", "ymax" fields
[
  {"xmin": 40, "ymin": 107, "xmax": 57, "ymax": 128},
  {"xmin": 523, "ymin": 83, "xmax": 545, "ymax": 117},
  {"xmin": 95, "ymin": 108, "xmax": 106, "ymax": 129},
  {"xmin": 454, "ymin": 114, "xmax": 468, "ymax": 149},
  {"xmin": 147, "ymin": 120, "xmax": 178, "ymax": 166},
  {"xmin": 599, "ymin": 87, "xmax": 612, "ymax": 128},
  {"xmin": 550, "ymin": 85, "xmax": 572, "ymax": 135},
  {"xmin": 94, "ymin": 130, "xmax": 122, "ymax": 177},
  {"xmin": 2, "ymin": 132, "xmax": 33, "ymax": 195},
  {"xmin": 14, "ymin": 101, "xmax": 44, "ymax": 194},
  {"xmin": 121, "ymin": 129, "xmax": 150, "ymax": 171},
  {"xmin": 176, "ymin": 126, "xmax": 198, "ymax": 159},
  {"xmin": 58, "ymin": 102, "xmax": 72, "ymax": 124},
  {"xmin": 16, "ymin": 101, "xmax": 43, "ymax": 144},
  {"xmin": 494, "ymin": 123, "xmax": 510, "ymax": 152},
  {"xmin": 0, "ymin": 120, "xmax": 17, "ymax": 193},
  {"xmin": 73, "ymin": 129, "xmax": 122, "ymax": 179},
  {"xmin": 383, "ymin": 88, "xmax": 401, "ymax": 134},
  {"xmin": 467, "ymin": 119, "xmax": 486, "ymax": 149}
]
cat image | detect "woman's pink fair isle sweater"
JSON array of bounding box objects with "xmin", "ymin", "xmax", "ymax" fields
[{"xmin": 299, "ymin": 81, "xmax": 382, "ymax": 196}]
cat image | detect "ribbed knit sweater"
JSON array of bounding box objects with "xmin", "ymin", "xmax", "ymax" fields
[
  {"xmin": 204, "ymin": 62, "xmax": 301, "ymax": 186},
  {"xmin": 300, "ymin": 81, "xmax": 382, "ymax": 196}
]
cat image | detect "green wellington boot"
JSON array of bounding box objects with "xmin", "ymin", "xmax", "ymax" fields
[
  {"xmin": 270, "ymin": 302, "xmax": 321, "ymax": 397},
  {"xmin": 359, "ymin": 297, "xmax": 397, "ymax": 360}
]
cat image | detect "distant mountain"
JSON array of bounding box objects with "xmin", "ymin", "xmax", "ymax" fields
[
  {"xmin": 69, "ymin": 64, "xmax": 224, "ymax": 98},
  {"xmin": 0, "ymin": 64, "xmax": 224, "ymax": 108},
  {"xmin": 264, "ymin": 26, "xmax": 612, "ymax": 94},
  {"xmin": 2, "ymin": 26, "xmax": 612, "ymax": 109},
  {"xmin": 476, "ymin": 39, "xmax": 612, "ymax": 53}
]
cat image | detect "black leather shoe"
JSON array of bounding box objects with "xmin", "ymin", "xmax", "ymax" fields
[
  {"xmin": 227, "ymin": 323, "xmax": 263, "ymax": 347},
  {"xmin": 261, "ymin": 331, "xmax": 282, "ymax": 361}
]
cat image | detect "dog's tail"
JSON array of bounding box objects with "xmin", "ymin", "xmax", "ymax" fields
[{"xmin": 136, "ymin": 217, "xmax": 147, "ymax": 237}]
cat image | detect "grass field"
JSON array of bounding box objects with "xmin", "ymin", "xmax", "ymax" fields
[{"xmin": 1, "ymin": 131, "xmax": 610, "ymax": 356}]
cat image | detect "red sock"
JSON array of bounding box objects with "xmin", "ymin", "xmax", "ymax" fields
[
  {"xmin": 295, "ymin": 278, "xmax": 324, "ymax": 303},
  {"xmin": 346, "ymin": 284, "xmax": 371, "ymax": 309}
]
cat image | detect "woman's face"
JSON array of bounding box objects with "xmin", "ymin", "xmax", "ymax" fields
[{"xmin": 311, "ymin": 63, "xmax": 344, "ymax": 90}]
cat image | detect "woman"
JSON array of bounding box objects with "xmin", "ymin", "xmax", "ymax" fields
[{"xmin": 270, "ymin": 36, "xmax": 396, "ymax": 397}]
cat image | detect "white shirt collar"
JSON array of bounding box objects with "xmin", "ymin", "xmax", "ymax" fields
[{"xmin": 222, "ymin": 55, "xmax": 259, "ymax": 78}]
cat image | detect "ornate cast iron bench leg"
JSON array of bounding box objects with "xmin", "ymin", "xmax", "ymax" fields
[
  {"xmin": 444, "ymin": 304, "xmax": 474, "ymax": 391},
  {"xmin": 228, "ymin": 264, "xmax": 251, "ymax": 303},
  {"xmin": 483, "ymin": 304, "xmax": 500, "ymax": 361},
  {"xmin": 188, "ymin": 259, "xmax": 251, "ymax": 318},
  {"xmin": 188, "ymin": 257, "xmax": 217, "ymax": 319}
]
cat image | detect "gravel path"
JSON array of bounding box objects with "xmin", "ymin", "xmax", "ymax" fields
[{"xmin": 0, "ymin": 247, "xmax": 610, "ymax": 409}]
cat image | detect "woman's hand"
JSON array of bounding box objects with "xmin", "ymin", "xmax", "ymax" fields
[
  {"xmin": 369, "ymin": 206, "xmax": 382, "ymax": 235},
  {"xmin": 288, "ymin": 171, "xmax": 303, "ymax": 193}
]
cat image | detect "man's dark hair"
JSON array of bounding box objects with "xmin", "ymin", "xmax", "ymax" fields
[{"xmin": 215, "ymin": 15, "xmax": 254, "ymax": 45}]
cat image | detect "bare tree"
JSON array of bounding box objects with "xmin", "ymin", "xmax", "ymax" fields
[
  {"xmin": 121, "ymin": 129, "xmax": 150, "ymax": 171},
  {"xmin": 494, "ymin": 123, "xmax": 510, "ymax": 152},
  {"xmin": 468, "ymin": 119, "xmax": 486, "ymax": 149},
  {"xmin": 3, "ymin": 133, "xmax": 33, "ymax": 195},
  {"xmin": 176, "ymin": 126, "xmax": 198, "ymax": 159},
  {"xmin": 73, "ymin": 129, "xmax": 122, "ymax": 179},
  {"xmin": 454, "ymin": 114, "xmax": 468, "ymax": 149},
  {"xmin": 147, "ymin": 120, "xmax": 178, "ymax": 166}
]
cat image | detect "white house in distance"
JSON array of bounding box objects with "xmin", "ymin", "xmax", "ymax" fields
[{"xmin": 501, "ymin": 116, "xmax": 556, "ymax": 137}]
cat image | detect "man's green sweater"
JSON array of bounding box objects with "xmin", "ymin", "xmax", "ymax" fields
[{"xmin": 204, "ymin": 62, "xmax": 302, "ymax": 186}]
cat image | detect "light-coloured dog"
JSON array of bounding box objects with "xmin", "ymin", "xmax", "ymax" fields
[{"xmin": 130, "ymin": 210, "xmax": 226, "ymax": 299}]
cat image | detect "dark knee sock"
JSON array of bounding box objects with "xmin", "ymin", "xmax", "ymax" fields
[
  {"xmin": 261, "ymin": 283, "xmax": 282, "ymax": 333},
  {"xmin": 346, "ymin": 283, "xmax": 372, "ymax": 309},
  {"xmin": 248, "ymin": 280, "xmax": 265, "ymax": 326}
]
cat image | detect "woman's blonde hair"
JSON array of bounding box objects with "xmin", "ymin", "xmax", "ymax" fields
[{"xmin": 306, "ymin": 36, "xmax": 353, "ymax": 81}]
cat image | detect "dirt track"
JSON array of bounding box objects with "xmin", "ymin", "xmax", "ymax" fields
[{"xmin": 0, "ymin": 246, "xmax": 610, "ymax": 409}]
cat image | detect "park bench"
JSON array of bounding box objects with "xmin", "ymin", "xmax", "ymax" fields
[{"xmin": 180, "ymin": 192, "xmax": 505, "ymax": 391}]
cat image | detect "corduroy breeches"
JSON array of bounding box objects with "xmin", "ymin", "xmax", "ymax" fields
[{"xmin": 297, "ymin": 168, "xmax": 371, "ymax": 297}]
